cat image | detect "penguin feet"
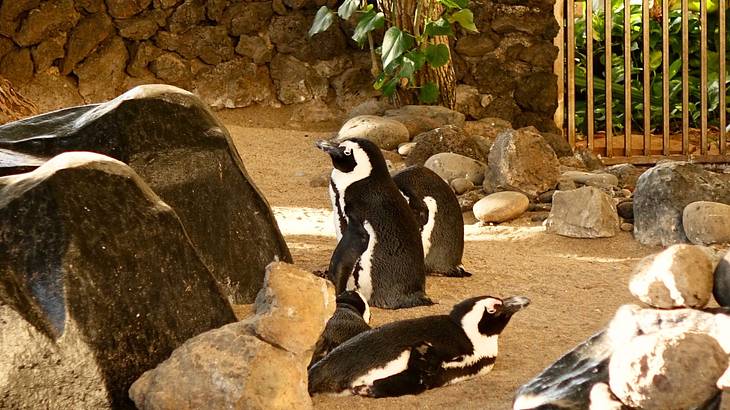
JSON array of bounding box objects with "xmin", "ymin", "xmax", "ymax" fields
[
  {"xmin": 351, "ymin": 385, "xmax": 375, "ymax": 397},
  {"xmin": 445, "ymin": 265, "xmax": 472, "ymax": 278}
]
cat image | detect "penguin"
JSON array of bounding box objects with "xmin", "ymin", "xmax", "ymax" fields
[
  {"xmin": 392, "ymin": 166, "xmax": 471, "ymax": 277},
  {"xmin": 316, "ymin": 138, "xmax": 432, "ymax": 309},
  {"xmin": 308, "ymin": 295, "xmax": 530, "ymax": 397},
  {"xmin": 309, "ymin": 290, "xmax": 372, "ymax": 369}
]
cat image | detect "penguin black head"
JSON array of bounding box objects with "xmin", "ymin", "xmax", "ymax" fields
[
  {"xmin": 450, "ymin": 295, "xmax": 530, "ymax": 340},
  {"xmin": 315, "ymin": 138, "xmax": 389, "ymax": 181},
  {"xmin": 336, "ymin": 290, "xmax": 371, "ymax": 324}
]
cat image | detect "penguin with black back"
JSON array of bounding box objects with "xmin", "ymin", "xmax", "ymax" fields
[
  {"xmin": 308, "ymin": 295, "xmax": 530, "ymax": 397},
  {"xmin": 392, "ymin": 166, "xmax": 471, "ymax": 277},
  {"xmin": 309, "ymin": 290, "xmax": 372, "ymax": 369},
  {"xmin": 316, "ymin": 138, "xmax": 433, "ymax": 309}
]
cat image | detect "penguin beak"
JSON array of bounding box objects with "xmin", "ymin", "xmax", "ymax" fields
[
  {"xmin": 315, "ymin": 140, "xmax": 345, "ymax": 157},
  {"xmin": 501, "ymin": 296, "xmax": 530, "ymax": 315}
]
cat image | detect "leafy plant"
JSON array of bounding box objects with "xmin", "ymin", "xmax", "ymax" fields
[
  {"xmin": 573, "ymin": 1, "xmax": 730, "ymax": 133},
  {"xmin": 309, "ymin": 0, "xmax": 478, "ymax": 104}
]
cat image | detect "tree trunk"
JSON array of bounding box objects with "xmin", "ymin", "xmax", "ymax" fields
[
  {"xmin": 0, "ymin": 76, "xmax": 37, "ymax": 125},
  {"xmin": 379, "ymin": 0, "xmax": 457, "ymax": 109}
]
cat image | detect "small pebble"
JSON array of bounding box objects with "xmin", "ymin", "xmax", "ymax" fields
[
  {"xmin": 536, "ymin": 190, "xmax": 556, "ymax": 203},
  {"xmin": 397, "ymin": 142, "xmax": 416, "ymax": 156},
  {"xmin": 528, "ymin": 203, "xmax": 551, "ymax": 212},
  {"xmin": 620, "ymin": 222, "xmax": 633, "ymax": 232}
]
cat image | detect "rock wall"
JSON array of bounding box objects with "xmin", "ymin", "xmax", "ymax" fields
[{"xmin": 0, "ymin": 0, "xmax": 558, "ymax": 131}]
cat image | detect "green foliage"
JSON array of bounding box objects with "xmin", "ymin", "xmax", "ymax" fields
[
  {"xmin": 573, "ymin": 3, "xmax": 730, "ymax": 133},
  {"xmin": 309, "ymin": 1, "xmax": 478, "ymax": 103}
]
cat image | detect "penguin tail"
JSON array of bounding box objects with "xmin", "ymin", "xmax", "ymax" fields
[{"xmin": 393, "ymin": 294, "xmax": 435, "ymax": 309}]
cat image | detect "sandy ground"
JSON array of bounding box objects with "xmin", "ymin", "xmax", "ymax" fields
[{"xmin": 221, "ymin": 107, "xmax": 726, "ymax": 409}]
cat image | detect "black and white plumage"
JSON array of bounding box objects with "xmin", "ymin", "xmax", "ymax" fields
[
  {"xmin": 309, "ymin": 290, "xmax": 372, "ymax": 369},
  {"xmin": 392, "ymin": 166, "xmax": 471, "ymax": 278},
  {"xmin": 308, "ymin": 295, "xmax": 530, "ymax": 397},
  {"xmin": 316, "ymin": 138, "xmax": 432, "ymax": 309}
]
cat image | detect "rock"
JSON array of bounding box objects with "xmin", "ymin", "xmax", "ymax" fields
[
  {"xmin": 289, "ymin": 100, "xmax": 338, "ymax": 124},
  {"xmin": 536, "ymin": 190, "xmax": 555, "ymax": 203},
  {"xmin": 269, "ymin": 13, "xmax": 346, "ymax": 62},
  {"xmin": 559, "ymin": 156, "xmax": 586, "ymax": 169},
  {"xmin": 539, "ymin": 131, "xmax": 573, "ymax": 158},
  {"xmin": 333, "ymin": 115, "xmax": 409, "ymax": 150},
  {"xmin": 0, "ymin": 0, "xmax": 40, "ymax": 23},
  {"xmin": 387, "ymin": 114, "xmax": 442, "ymax": 140},
  {"xmin": 223, "ymin": 1, "xmax": 274, "ymax": 36},
  {"xmin": 31, "ymin": 32, "xmax": 66, "ymax": 73},
  {"xmin": 514, "ymin": 72, "xmax": 558, "ymax": 114},
  {"xmin": 150, "ymin": 52, "xmax": 191, "ymax": 88},
  {"xmin": 683, "ymin": 201, "xmax": 730, "ymax": 245},
  {"xmin": 484, "ymin": 127, "xmax": 560, "ymax": 199},
  {"xmin": 473, "ymin": 191, "xmax": 530, "ymax": 223},
  {"xmin": 346, "ymin": 99, "xmax": 392, "ymax": 119},
  {"xmin": 715, "ymin": 251, "xmax": 730, "ymax": 307},
  {"xmin": 167, "ymin": 0, "xmax": 206, "ymax": 33},
  {"xmin": 127, "ymin": 41, "xmax": 163, "ymax": 78},
  {"xmin": 609, "ymin": 331, "xmax": 727, "ymax": 409},
  {"xmin": 451, "ymin": 178, "xmax": 475, "ymax": 195},
  {"xmin": 424, "ymin": 152, "xmax": 486, "ymax": 185},
  {"xmin": 455, "ymin": 84, "xmax": 485, "ymax": 119},
  {"xmin": 634, "ymin": 162, "xmax": 730, "ymax": 246},
  {"xmin": 17, "ymin": 68, "xmax": 84, "ymax": 113},
  {"xmin": 458, "ymin": 189, "xmax": 486, "ymax": 212},
  {"xmin": 193, "ymin": 58, "xmax": 275, "ymax": 109},
  {"xmin": 620, "ymin": 222, "xmax": 633, "ymax": 232},
  {"xmin": 0, "ymin": 85, "xmax": 291, "ymax": 302},
  {"xmin": 0, "ymin": 48, "xmax": 33, "ymax": 86},
  {"xmin": 116, "ymin": 10, "xmax": 164, "ymax": 40},
  {"xmin": 606, "ymin": 163, "xmax": 642, "ymax": 190},
  {"xmin": 62, "ymin": 12, "xmax": 115, "ymax": 75},
  {"xmin": 463, "ymin": 117, "xmax": 512, "ymax": 140},
  {"xmin": 398, "ymin": 142, "xmax": 416, "ymax": 156},
  {"xmin": 406, "ymin": 125, "xmax": 490, "ymax": 167},
  {"xmin": 514, "ymin": 305, "xmax": 730, "ymax": 410},
  {"xmin": 270, "ymin": 53, "xmax": 328, "ymax": 105},
  {"xmin": 616, "ymin": 200, "xmax": 633, "ymax": 220},
  {"xmin": 129, "ymin": 262, "xmax": 335, "ymax": 410},
  {"xmin": 235, "ymin": 35, "xmax": 273, "ymax": 64},
  {"xmin": 589, "ymin": 383, "xmax": 627, "ymax": 410},
  {"xmin": 106, "ymin": 0, "xmax": 152, "ymax": 18},
  {"xmin": 156, "ymin": 26, "xmax": 234, "ymax": 65},
  {"xmin": 629, "ymin": 244, "xmax": 714, "ymax": 309},
  {"xmin": 528, "ymin": 203, "xmax": 551, "ymax": 212},
  {"xmin": 0, "ymin": 152, "xmax": 236, "ymax": 409},
  {"xmin": 385, "ymin": 105, "xmax": 466, "ymax": 129},
  {"xmin": 455, "ymin": 33, "xmax": 498, "ymax": 57},
  {"xmin": 562, "ymin": 170, "xmax": 619, "ymax": 187},
  {"xmin": 74, "ymin": 36, "xmax": 128, "ymax": 103},
  {"xmin": 13, "ymin": 0, "xmax": 79, "ymax": 47},
  {"xmin": 546, "ymin": 186, "xmax": 619, "ymax": 238},
  {"xmin": 0, "ymin": 37, "xmax": 14, "ymax": 60},
  {"xmin": 332, "ymin": 66, "xmax": 380, "ymax": 113},
  {"xmin": 574, "ymin": 147, "xmax": 605, "ymax": 170}
]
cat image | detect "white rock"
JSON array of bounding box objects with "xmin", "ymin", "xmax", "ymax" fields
[
  {"xmin": 608, "ymin": 331, "xmax": 727, "ymax": 410},
  {"xmin": 545, "ymin": 186, "xmax": 620, "ymax": 238},
  {"xmin": 683, "ymin": 201, "xmax": 730, "ymax": 245},
  {"xmin": 424, "ymin": 152, "xmax": 486, "ymax": 185},
  {"xmin": 562, "ymin": 170, "xmax": 619, "ymax": 187},
  {"xmin": 473, "ymin": 191, "xmax": 529, "ymax": 223},
  {"xmin": 397, "ymin": 142, "xmax": 416, "ymax": 156},
  {"xmin": 628, "ymin": 244, "xmax": 714, "ymax": 309},
  {"xmin": 334, "ymin": 115, "xmax": 409, "ymax": 150},
  {"xmin": 589, "ymin": 383, "xmax": 625, "ymax": 410}
]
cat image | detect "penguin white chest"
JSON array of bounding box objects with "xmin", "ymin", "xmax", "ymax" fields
[
  {"xmin": 346, "ymin": 220, "xmax": 377, "ymax": 301},
  {"xmin": 421, "ymin": 196, "xmax": 438, "ymax": 257},
  {"xmin": 328, "ymin": 182, "xmax": 345, "ymax": 240}
]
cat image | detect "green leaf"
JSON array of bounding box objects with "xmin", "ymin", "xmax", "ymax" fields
[
  {"xmin": 377, "ymin": 77, "xmax": 399, "ymax": 97},
  {"xmin": 399, "ymin": 57, "xmax": 416, "ymax": 83},
  {"xmin": 424, "ymin": 43, "xmax": 450, "ymax": 68},
  {"xmin": 337, "ymin": 0, "xmax": 359, "ymax": 19},
  {"xmin": 352, "ymin": 10, "xmax": 384, "ymax": 46},
  {"xmin": 649, "ymin": 50, "xmax": 662, "ymax": 71},
  {"xmin": 424, "ymin": 18, "xmax": 454, "ymax": 37},
  {"xmin": 404, "ymin": 49, "xmax": 426, "ymax": 71},
  {"xmin": 309, "ymin": 6, "xmax": 335, "ymax": 37},
  {"xmin": 449, "ymin": 9, "xmax": 478, "ymax": 32},
  {"xmin": 381, "ymin": 27, "xmax": 413, "ymax": 70},
  {"xmin": 418, "ymin": 82, "xmax": 440, "ymax": 104},
  {"xmin": 438, "ymin": 0, "xmax": 468, "ymax": 9}
]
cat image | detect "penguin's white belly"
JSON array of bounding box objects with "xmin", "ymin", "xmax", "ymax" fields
[
  {"xmin": 328, "ymin": 182, "xmax": 345, "ymax": 241},
  {"xmin": 421, "ymin": 196, "xmax": 438, "ymax": 258},
  {"xmin": 346, "ymin": 220, "xmax": 376, "ymax": 301},
  {"xmin": 350, "ymin": 349, "xmax": 411, "ymax": 389}
]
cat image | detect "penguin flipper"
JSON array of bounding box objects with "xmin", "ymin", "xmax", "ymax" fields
[{"xmin": 328, "ymin": 219, "xmax": 369, "ymax": 293}]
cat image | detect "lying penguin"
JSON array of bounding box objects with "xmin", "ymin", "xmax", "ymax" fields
[
  {"xmin": 392, "ymin": 166, "xmax": 471, "ymax": 278},
  {"xmin": 316, "ymin": 138, "xmax": 432, "ymax": 309},
  {"xmin": 308, "ymin": 295, "xmax": 530, "ymax": 397},
  {"xmin": 309, "ymin": 290, "xmax": 371, "ymax": 369}
]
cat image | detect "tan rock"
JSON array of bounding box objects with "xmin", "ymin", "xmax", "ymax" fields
[
  {"xmin": 683, "ymin": 201, "xmax": 730, "ymax": 245},
  {"xmin": 546, "ymin": 186, "xmax": 619, "ymax": 238},
  {"xmin": 473, "ymin": 191, "xmax": 529, "ymax": 223}
]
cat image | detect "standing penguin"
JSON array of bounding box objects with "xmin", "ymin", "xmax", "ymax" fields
[
  {"xmin": 316, "ymin": 138, "xmax": 432, "ymax": 309},
  {"xmin": 392, "ymin": 166, "xmax": 471, "ymax": 277},
  {"xmin": 309, "ymin": 290, "xmax": 371, "ymax": 369},
  {"xmin": 308, "ymin": 295, "xmax": 530, "ymax": 397}
]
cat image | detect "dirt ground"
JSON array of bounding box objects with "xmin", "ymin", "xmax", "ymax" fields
[{"xmin": 220, "ymin": 106, "xmax": 726, "ymax": 410}]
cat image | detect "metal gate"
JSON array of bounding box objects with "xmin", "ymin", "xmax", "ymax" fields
[{"xmin": 555, "ymin": 0, "xmax": 729, "ymax": 164}]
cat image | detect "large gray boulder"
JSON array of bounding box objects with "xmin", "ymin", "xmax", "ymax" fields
[
  {"xmin": 0, "ymin": 85, "xmax": 291, "ymax": 303},
  {"xmin": 334, "ymin": 115, "xmax": 409, "ymax": 150},
  {"xmin": 130, "ymin": 262, "xmax": 336, "ymax": 410},
  {"xmin": 0, "ymin": 152, "xmax": 236, "ymax": 409},
  {"xmin": 633, "ymin": 161, "xmax": 730, "ymax": 246},
  {"xmin": 546, "ymin": 187, "xmax": 620, "ymax": 238},
  {"xmin": 406, "ymin": 125, "xmax": 490, "ymax": 167}
]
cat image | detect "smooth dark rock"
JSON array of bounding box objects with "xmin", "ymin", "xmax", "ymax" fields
[
  {"xmin": 406, "ymin": 125, "xmax": 489, "ymax": 167},
  {"xmin": 0, "ymin": 152, "xmax": 236, "ymax": 409},
  {"xmin": 0, "ymin": 85, "xmax": 291, "ymax": 303},
  {"xmin": 633, "ymin": 161, "xmax": 730, "ymax": 246},
  {"xmin": 714, "ymin": 251, "xmax": 730, "ymax": 307},
  {"xmin": 617, "ymin": 200, "xmax": 633, "ymax": 220}
]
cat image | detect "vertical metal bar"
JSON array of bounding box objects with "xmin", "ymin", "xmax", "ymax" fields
[
  {"xmin": 554, "ymin": 0, "xmax": 566, "ymax": 137},
  {"xmin": 721, "ymin": 0, "xmax": 727, "ymax": 155},
  {"xmin": 568, "ymin": 0, "xmax": 576, "ymax": 148},
  {"xmin": 624, "ymin": 0, "xmax": 632, "ymax": 155},
  {"xmin": 682, "ymin": 0, "xmax": 690, "ymax": 153},
  {"xmin": 700, "ymin": 0, "xmax": 708, "ymax": 154},
  {"xmin": 642, "ymin": 0, "xmax": 651, "ymax": 155},
  {"xmin": 587, "ymin": 0, "xmax": 595, "ymax": 150},
  {"xmin": 662, "ymin": 0, "xmax": 670, "ymax": 155},
  {"xmin": 605, "ymin": 0, "xmax": 613, "ymax": 157}
]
